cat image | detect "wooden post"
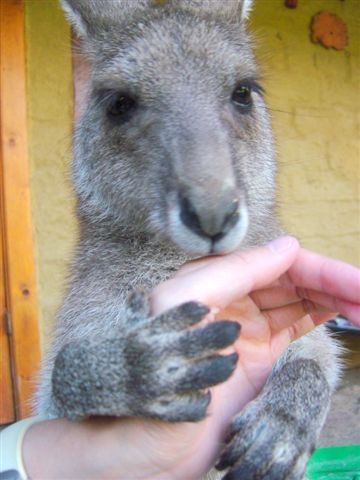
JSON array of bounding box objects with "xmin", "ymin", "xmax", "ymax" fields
[
  {"xmin": 0, "ymin": 181, "xmax": 15, "ymax": 423},
  {"xmin": 0, "ymin": 0, "xmax": 41, "ymax": 420}
]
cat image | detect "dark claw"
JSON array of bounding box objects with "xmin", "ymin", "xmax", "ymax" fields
[
  {"xmin": 222, "ymin": 465, "xmax": 254, "ymax": 480},
  {"xmin": 223, "ymin": 425, "xmax": 237, "ymax": 445},
  {"xmin": 153, "ymin": 301, "xmax": 211, "ymax": 332},
  {"xmin": 261, "ymin": 463, "xmax": 292, "ymax": 480},
  {"xmin": 178, "ymin": 301, "xmax": 211, "ymax": 318},
  {"xmin": 192, "ymin": 390, "xmax": 212, "ymax": 421},
  {"xmin": 127, "ymin": 290, "xmax": 149, "ymax": 317},
  {"xmin": 178, "ymin": 390, "xmax": 212, "ymax": 422},
  {"xmin": 216, "ymin": 446, "xmax": 239, "ymax": 471},
  {"xmin": 215, "ymin": 419, "xmax": 266, "ymax": 470},
  {"xmin": 176, "ymin": 352, "xmax": 238, "ymax": 393},
  {"xmin": 222, "ymin": 466, "xmax": 248, "ymax": 480},
  {"xmin": 150, "ymin": 390, "xmax": 212, "ymax": 422},
  {"xmin": 220, "ymin": 453, "xmax": 272, "ymax": 480},
  {"xmin": 179, "ymin": 321, "xmax": 241, "ymax": 357}
]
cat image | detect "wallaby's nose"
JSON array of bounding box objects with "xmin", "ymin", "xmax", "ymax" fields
[{"xmin": 180, "ymin": 193, "xmax": 240, "ymax": 242}]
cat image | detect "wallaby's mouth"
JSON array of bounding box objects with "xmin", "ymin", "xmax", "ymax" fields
[{"xmin": 167, "ymin": 192, "xmax": 249, "ymax": 255}]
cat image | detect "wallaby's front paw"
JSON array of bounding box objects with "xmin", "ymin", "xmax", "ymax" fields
[
  {"xmin": 124, "ymin": 299, "xmax": 240, "ymax": 422},
  {"xmin": 52, "ymin": 296, "xmax": 240, "ymax": 422},
  {"xmin": 216, "ymin": 359, "xmax": 330, "ymax": 480}
]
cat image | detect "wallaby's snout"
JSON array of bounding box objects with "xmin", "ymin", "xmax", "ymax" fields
[
  {"xmin": 170, "ymin": 184, "xmax": 248, "ymax": 255},
  {"xmin": 179, "ymin": 190, "xmax": 240, "ymax": 241},
  {"xmin": 166, "ymin": 122, "xmax": 248, "ymax": 255}
]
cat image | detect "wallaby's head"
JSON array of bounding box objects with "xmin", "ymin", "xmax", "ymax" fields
[{"xmin": 62, "ymin": 0, "xmax": 278, "ymax": 255}]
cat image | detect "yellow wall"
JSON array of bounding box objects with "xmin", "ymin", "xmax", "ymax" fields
[
  {"xmin": 251, "ymin": 0, "xmax": 359, "ymax": 265},
  {"xmin": 25, "ymin": 0, "xmax": 359, "ymax": 347},
  {"xmin": 25, "ymin": 0, "xmax": 77, "ymax": 349}
]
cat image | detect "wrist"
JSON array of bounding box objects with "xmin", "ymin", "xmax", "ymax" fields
[
  {"xmin": 22, "ymin": 418, "xmax": 95, "ymax": 479},
  {"xmin": 22, "ymin": 416, "xmax": 169, "ymax": 480},
  {"xmin": 0, "ymin": 416, "xmax": 46, "ymax": 480}
]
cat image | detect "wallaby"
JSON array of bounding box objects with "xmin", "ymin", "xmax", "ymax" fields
[{"xmin": 36, "ymin": 1, "xmax": 341, "ymax": 479}]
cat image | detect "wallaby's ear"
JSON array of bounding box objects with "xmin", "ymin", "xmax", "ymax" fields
[
  {"xmin": 60, "ymin": 0, "xmax": 120, "ymax": 38},
  {"xmin": 60, "ymin": 0, "xmax": 149, "ymax": 39},
  {"xmin": 191, "ymin": 0, "xmax": 254, "ymax": 21},
  {"xmin": 61, "ymin": 0, "xmax": 93, "ymax": 38},
  {"xmin": 169, "ymin": 0, "xmax": 254, "ymax": 22},
  {"xmin": 241, "ymin": 0, "xmax": 254, "ymax": 19},
  {"xmin": 60, "ymin": 0, "xmax": 254, "ymax": 40}
]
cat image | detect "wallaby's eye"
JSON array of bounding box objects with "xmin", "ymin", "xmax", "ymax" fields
[
  {"xmin": 107, "ymin": 93, "xmax": 137, "ymax": 122},
  {"xmin": 231, "ymin": 85, "xmax": 253, "ymax": 111}
]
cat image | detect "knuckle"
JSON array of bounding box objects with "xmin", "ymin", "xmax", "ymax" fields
[{"xmin": 302, "ymin": 298, "xmax": 316, "ymax": 313}]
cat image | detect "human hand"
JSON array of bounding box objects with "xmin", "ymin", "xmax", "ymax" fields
[
  {"xmin": 23, "ymin": 237, "xmax": 360, "ymax": 479},
  {"xmin": 149, "ymin": 236, "xmax": 359, "ymax": 477},
  {"xmin": 152, "ymin": 236, "xmax": 359, "ymax": 403}
]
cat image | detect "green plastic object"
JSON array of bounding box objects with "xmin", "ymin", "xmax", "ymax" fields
[{"xmin": 306, "ymin": 445, "xmax": 360, "ymax": 480}]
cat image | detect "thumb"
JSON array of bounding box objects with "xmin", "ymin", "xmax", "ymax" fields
[{"xmin": 152, "ymin": 236, "xmax": 300, "ymax": 314}]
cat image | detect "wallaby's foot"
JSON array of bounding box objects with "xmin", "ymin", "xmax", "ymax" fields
[
  {"xmin": 52, "ymin": 294, "xmax": 240, "ymax": 421},
  {"xmin": 216, "ymin": 359, "xmax": 330, "ymax": 480},
  {"xmin": 217, "ymin": 410, "xmax": 313, "ymax": 480}
]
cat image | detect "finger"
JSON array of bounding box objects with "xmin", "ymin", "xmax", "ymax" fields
[
  {"xmin": 250, "ymin": 285, "xmax": 300, "ymax": 310},
  {"xmin": 287, "ymin": 314, "xmax": 315, "ymax": 341},
  {"xmin": 289, "ymin": 249, "xmax": 360, "ymax": 305},
  {"xmin": 309, "ymin": 312, "xmax": 336, "ymax": 326},
  {"xmin": 287, "ymin": 311, "xmax": 337, "ymax": 341},
  {"xmin": 176, "ymin": 255, "xmax": 216, "ymax": 276},
  {"xmin": 296, "ymin": 287, "xmax": 360, "ymax": 325},
  {"xmin": 283, "ymin": 306, "xmax": 339, "ymax": 341},
  {"xmin": 152, "ymin": 236, "xmax": 300, "ymax": 315},
  {"xmin": 263, "ymin": 300, "xmax": 331, "ymax": 333}
]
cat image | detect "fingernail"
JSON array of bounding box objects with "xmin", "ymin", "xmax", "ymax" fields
[{"xmin": 267, "ymin": 236, "xmax": 296, "ymax": 253}]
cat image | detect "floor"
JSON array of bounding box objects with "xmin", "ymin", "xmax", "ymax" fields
[{"xmin": 319, "ymin": 332, "xmax": 360, "ymax": 447}]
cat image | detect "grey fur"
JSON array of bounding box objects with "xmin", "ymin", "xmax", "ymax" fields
[{"xmin": 36, "ymin": 1, "xmax": 342, "ymax": 479}]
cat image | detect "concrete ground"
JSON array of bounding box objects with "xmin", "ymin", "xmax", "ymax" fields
[{"xmin": 319, "ymin": 332, "xmax": 360, "ymax": 447}]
